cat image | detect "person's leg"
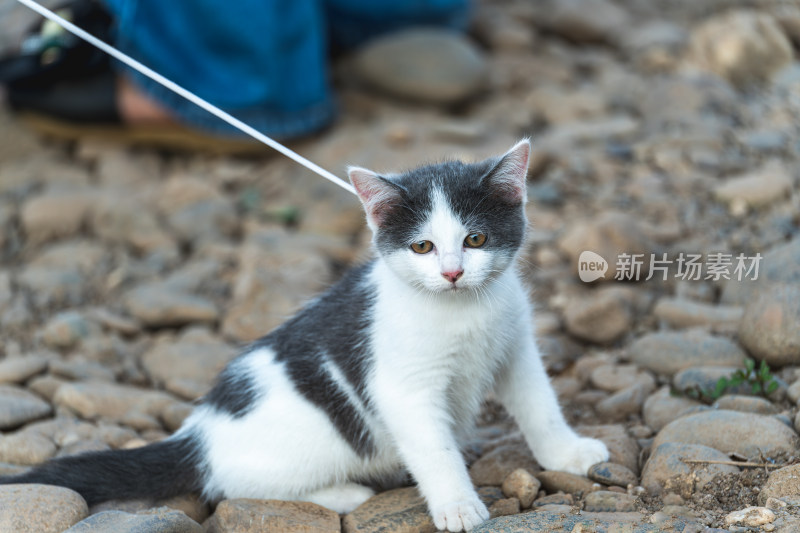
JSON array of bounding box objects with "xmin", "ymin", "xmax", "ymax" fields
[
  {"xmin": 104, "ymin": 0, "xmax": 335, "ymax": 138},
  {"xmin": 325, "ymin": 0, "xmax": 472, "ymax": 50}
]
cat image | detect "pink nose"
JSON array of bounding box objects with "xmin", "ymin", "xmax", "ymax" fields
[{"xmin": 442, "ymin": 270, "xmax": 463, "ymax": 283}]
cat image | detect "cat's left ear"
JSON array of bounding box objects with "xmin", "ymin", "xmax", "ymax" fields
[
  {"xmin": 348, "ymin": 166, "xmax": 404, "ymax": 231},
  {"xmin": 484, "ymin": 139, "xmax": 531, "ymax": 204}
]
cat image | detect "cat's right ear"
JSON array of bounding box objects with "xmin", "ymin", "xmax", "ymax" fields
[{"xmin": 348, "ymin": 167, "xmax": 403, "ymax": 231}]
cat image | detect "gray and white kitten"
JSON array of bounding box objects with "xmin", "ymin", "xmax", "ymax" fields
[{"xmin": 2, "ymin": 140, "xmax": 608, "ymax": 532}]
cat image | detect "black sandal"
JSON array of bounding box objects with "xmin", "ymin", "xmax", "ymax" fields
[{"xmin": 2, "ymin": 1, "xmax": 265, "ymax": 154}]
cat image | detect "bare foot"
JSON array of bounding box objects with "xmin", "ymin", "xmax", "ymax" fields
[{"xmin": 116, "ymin": 76, "xmax": 173, "ymax": 125}]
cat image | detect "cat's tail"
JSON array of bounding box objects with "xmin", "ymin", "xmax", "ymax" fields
[{"xmin": 0, "ymin": 434, "xmax": 203, "ymax": 505}]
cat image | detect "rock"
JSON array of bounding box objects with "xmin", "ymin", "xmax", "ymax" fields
[
  {"xmin": 0, "ymin": 484, "xmax": 88, "ymax": 533},
  {"xmin": 672, "ymin": 366, "xmax": 742, "ymax": 393},
  {"xmin": 628, "ymin": 330, "xmax": 747, "ymax": 376},
  {"xmin": 724, "ymin": 507, "xmax": 776, "ymax": 527},
  {"xmin": 532, "ymin": 493, "xmax": 573, "ymax": 508},
  {"xmin": 50, "ymin": 360, "xmax": 115, "ymax": 383},
  {"xmin": 353, "ymin": 29, "xmax": 487, "ymax": 104},
  {"xmin": 469, "ymin": 441, "xmax": 540, "ymax": 486},
  {"xmin": 541, "ymin": 0, "xmax": 631, "ymax": 46},
  {"xmin": 40, "ymin": 311, "xmax": 94, "ymax": 350},
  {"xmin": 525, "ymin": 86, "xmax": 607, "ymax": 126},
  {"xmin": 652, "ymin": 410, "xmax": 799, "ymax": 459},
  {"xmin": 587, "ymin": 462, "xmax": 638, "ymax": 488},
  {"xmin": 578, "ymin": 425, "xmax": 640, "ymax": 475},
  {"xmin": 583, "ymin": 490, "xmax": 636, "ymax": 512},
  {"xmin": 209, "ymin": 499, "xmax": 339, "ymax": 533},
  {"xmin": 20, "ymin": 189, "xmax": 95, "ymax": 245},
  {"xmin": 53, "ymin": 382, "xmax": 175, "ymax": 421},
  {"xmin": 0, "ymin": 385, "xmax": 52, "ymax": 430},
  {"xmin": 643, "ymin": 386, "xmax": 704, "ymax": 432},
  {"xmin": 536, "ymin": 471, "xmax": 596, "ymax": 495},
  {"xmin": 471, "ymin": 508, "xmax": 666, "ymax": 532},
  {"xmin": 641, "ymin": 442, "xmax": 739, "ymax": 496},
  {"xmin": 124, "ymin": 284, "xmax": 218, "ymax": 328},
  {"xmin": 653, "ymin": 298, "xmax": 743, "ymax": 331},
  {"xmin": 690, "ymin": 10, "xmax": 793, "ymax": 87},
  {"xmin": 541, "ymin": 116, "xmax": 639, "ymax": 147},
  {"xmin": 712, "ymin": 395, "xmax": 779, "ymax": 415},
  {"xmin": 488, "ymin": 498, "xmax": 520, "ymax": 518},
  {"xmin": 0, "ymin": 355, "xmax": 48, "ymax": 384},
  {"xmin": 562, "ymin": 288, "xmax": 633, "ymax": 344},
  {"xmin": 157, "ymin": 175, "xmax": 238, "ymax": 246},
  {"xmin": 713, "ymin": 163, "xmax": 792, "ymax": 209},
  {"xmin": 160, "ymin": 402, "xmax": 194, "ymax": 432},
  {"xmin": 66, "ymin": 509, "xmax": 203, "ymax": 533},
  {"xmin": 501, "ymin": 468, "xmax": 540, "ymax": 508},
  {"xmin": 558, "ymin": 212, "xmax": 654, "ymax": 281},
  {"xmin": 88, "ymin": 308, "xmax": 141, "ymax": 336},
  {"xmin": 738, "ymin": 129, "xmax": 788, "ymax": 153},
  {"xmin": 16, "ymin": 241, "xmax": 108, "ymax": 311},
  {"xmin": 142, "ymin": 328, "xmax": 236, "ymax": 399},
  {"xmin": 342, "ymin": 487, "xmax": 433, "ymax": 533},
  {"xmin": 759, "ymin": 464, "xmax": 800, "ymax": 505},
  {"xmin": 90, "ymin": 194, "xmax": 175, "ymax": 255},
  {"xmin": 26, "ymin": 375, "xmax": 69, "ymax": 402},
  {"xmin": 739, "ymin": 283, "xmax": 800, "ymax": 367},
  {"xmin": 721, "ymin": 237, "xmax": 800, "ymax": 305},
  {"xmin": 90, "ymin": 494, "xmax": 209, "ymax": 525},
  {"xmin": 590, "ymin": 364, "xmax": 654, "ymax": 393},
  {"xmin": 0, "ymin": 431, "xmax": 57, "ymax": 464},
  {"xmin": 595, "ymin": 382, "xmax": 654, "ymax": 422},
  {"xmin": 222, "ymin": 231, "xmax": 332, "ymax": 341}
]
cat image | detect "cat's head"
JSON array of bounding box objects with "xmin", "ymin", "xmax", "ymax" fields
[{"xmin": 349, "ymin": 140, "xmax": 530, "ymax": 294}]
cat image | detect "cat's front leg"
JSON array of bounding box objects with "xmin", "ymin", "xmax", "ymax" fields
[
  {"xmin": 375, "ymin": 387, "xmax": 489, "ymax": 532},
  {"xmin": 495, "ymin": 336, "xmax": 609, "ymax": 475}
]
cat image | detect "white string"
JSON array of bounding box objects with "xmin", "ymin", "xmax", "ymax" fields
[{"xmin": 14, "ymin": 0, "xmax": 357, "ymax": 195}]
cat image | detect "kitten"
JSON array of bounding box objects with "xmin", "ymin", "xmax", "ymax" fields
[{"xmin": 1, "ymin": 140, "xmax": 608, "ymax": 532}]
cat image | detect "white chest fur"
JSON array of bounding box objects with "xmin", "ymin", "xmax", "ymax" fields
[{"xmin": 367, "ymin": 260, "xmax": 528, "ymax": 434}]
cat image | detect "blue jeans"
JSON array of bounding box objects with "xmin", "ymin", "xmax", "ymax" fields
[{"xmin": 104, "ymin": 0, "xmax": 470, "ymax": 138}]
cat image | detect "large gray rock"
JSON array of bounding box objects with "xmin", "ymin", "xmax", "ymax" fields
[
  {"xmin": 641, "ymin": 442, "xmax": 740, "ymax": 495},
  {"xmin": 472, "ymin": 508, "xmax": 675, "ymax": 532},
  {"xmin": 0, "ymin": 484, "xmax": 88, "ymax": 533},
  {"xmin": 628, "ymin": 330, "xmax": 746, "ymax": 377},
  {"xmin": 739, "ymin": 283, "xmax": 800, "ymax": 367},
  {"xmin": 353, "ymin": 29, "xmax": 487, "ymax": 104},
  {"xmin": 65, "ymin": 509, "xmax": 203, "ymax": 533},
  {"xmin": 208, "ymin": 499, "xmax": 340, "ymax": 533},
  {"xmin": 652, "ymin": 410, "xmax": 799, "ymax": 459},
  {"xmin": 0, "ymin": 385, "xmax": 52, "ymax": 430}
]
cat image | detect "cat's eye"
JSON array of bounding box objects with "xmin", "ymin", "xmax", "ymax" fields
[
  {"xmin": 464, "ymin": 233, "xmax": 487, "ymax": 248},
  {"xmin": 410, "ymin": 240, "xmax": 434, "ymax": 254}
]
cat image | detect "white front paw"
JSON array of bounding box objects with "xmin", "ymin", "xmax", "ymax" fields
[
  {"xmin": 431, "ymin": 497, "xmax": 489, "ymax": 532},
  {"xmin": 539, "ymin": 436, "xmax": 609, "ymax": 476}
]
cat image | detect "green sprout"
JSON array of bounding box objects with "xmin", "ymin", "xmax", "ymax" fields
[{"xmin": 673, "ymin": 359, "xmax": 780, "ymax": 404}]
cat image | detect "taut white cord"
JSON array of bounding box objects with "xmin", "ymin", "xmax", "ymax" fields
[{"xmin": 14, "ymin": 0, "xmax": 357, "ymax": 195}]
